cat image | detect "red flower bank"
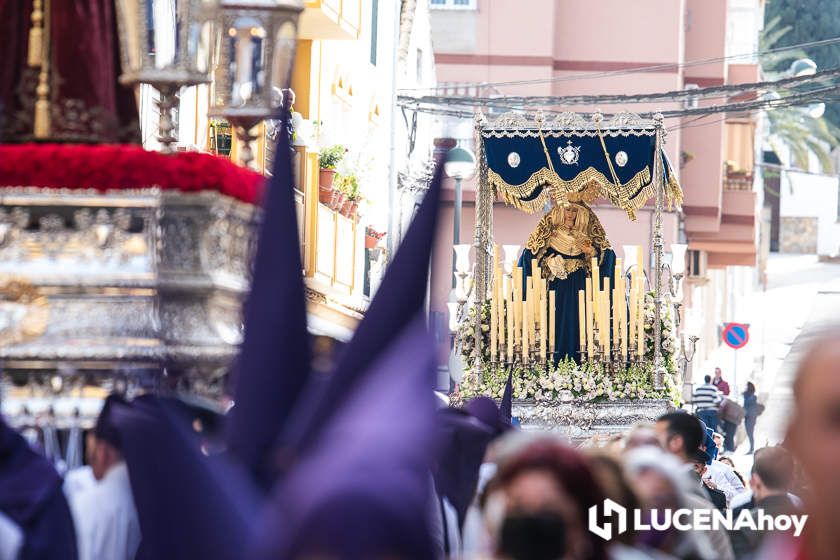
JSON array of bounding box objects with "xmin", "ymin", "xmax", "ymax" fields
[{"xmin": 0, "ymin": 144, "xmax": 265, "ymax": 204}]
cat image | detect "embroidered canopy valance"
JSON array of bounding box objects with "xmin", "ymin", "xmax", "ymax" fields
[{"xmin": 479, "ymin": 111, "xmax": 682, "ymax": 220}]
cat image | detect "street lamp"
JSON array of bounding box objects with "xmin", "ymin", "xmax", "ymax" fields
[
  {"xmin": 445, "ymin": 145, "xmax": 476, "ymax": 287},
  {"xmin": 790, "ymin": 58, "xmax": 817, "ymax": 77},
  {"xmin": 209, "ymin": 0, "xmax": 303, "ymax": 167}
]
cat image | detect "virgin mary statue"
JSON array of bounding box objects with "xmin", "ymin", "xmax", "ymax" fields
[{"xmin": 518, "ymin": 200, "xmax": 616, "ymax": 364}]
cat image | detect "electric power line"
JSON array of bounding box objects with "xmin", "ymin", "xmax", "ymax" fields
[
  {"xmin": 399, "ymin": 82, "xmax": 840, "ymax": 121},
  {"xmin": 398, "ymin": 66, "xmax": 840, "ymax": 110}
]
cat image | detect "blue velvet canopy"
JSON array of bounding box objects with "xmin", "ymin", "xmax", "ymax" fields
[{"xmin": 479, "ymin": 112, "xmax": 682, "ymax": 220}]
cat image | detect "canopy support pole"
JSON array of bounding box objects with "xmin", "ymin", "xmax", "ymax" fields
[
  {"xmin": 473, "ymin": 111, "xmax": 490, "ymax": 369},
  {"xmin": 652, "ymin": 114, "xmax": 666, "ymax": 390}
]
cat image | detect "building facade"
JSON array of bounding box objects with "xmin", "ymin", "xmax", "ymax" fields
[{"xmin": 148, "ymin": 0, "xmax": 438, "ymax": 342}]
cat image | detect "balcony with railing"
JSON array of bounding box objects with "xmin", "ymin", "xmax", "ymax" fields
[{"xmin": 723, "ymin": 173, "xmax": 754, "ymax": 191}]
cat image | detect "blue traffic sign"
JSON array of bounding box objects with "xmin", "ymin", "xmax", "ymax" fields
[{"xmin": 722, "ymin": 323, "xmax": 749, "ymax": 350}]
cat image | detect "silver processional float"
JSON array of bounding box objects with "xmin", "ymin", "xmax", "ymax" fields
[{"xmin": 449, "ymin": 109, "xmax": 692, "ymax": 439}]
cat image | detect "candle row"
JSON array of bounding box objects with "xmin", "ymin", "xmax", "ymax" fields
[
  {"xmin": 489, "ymin": 247, "xmax": 555, "ymax": 364},
  {"xmin": 577, "ymin": 249, "xmax": 646, "ymax": 363}
]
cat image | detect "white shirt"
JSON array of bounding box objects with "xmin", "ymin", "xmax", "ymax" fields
[
  {"xmin": 0, "ymin": 511, "xmax": 22, "ymax": 560},
  {"xmin": 705, "ymin": 460, "xmax": 745, "ymax": 505},
  {"xmin": 63, "ymin": 465, "xmax": 95, "ymax": 501},
  {"xmin": 441, "ymin": 496, "xmax": 461, "ymax": 559},
  {"xmin": 68, "ymin": 463, "xmax": 141, "ymax": 560},
  {"xmin": 461, "ymin": 463, "xmax": 498, "ymax": 558}
]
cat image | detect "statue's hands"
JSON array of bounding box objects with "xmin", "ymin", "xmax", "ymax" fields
[
  {"xmin": 581, "ymin": 241, "xmax": 595, "ymax": 257},
  {"xmin": 546, "ymin": 255, "xmax": 568, "ymax": 280}
]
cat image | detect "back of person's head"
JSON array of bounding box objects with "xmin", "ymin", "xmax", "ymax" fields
[
  {"xmin": 753, "ymin": 446, "xmax": 795, "ymax": 493},
  {"xmin": 745, "ymin": 381, "xmax": 756, "ymax": 395},
  {"xmin": 656, "ymin": 412, "xmax": 704, "ymax": 459},
  {"xmin": 586, "ymin": 452, "xmax": 640, "ymax": 545},
  {"xmin": 704, "ymin": 375, "xmax": 711, "ymax": 383}
]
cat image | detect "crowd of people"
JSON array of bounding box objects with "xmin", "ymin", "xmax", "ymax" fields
[
  {"xmin": 691, "ymin": 368, "xmax": 764, "ymax": 455},
  {"xmin": 432, "ymin": 405, "xmax": 799, "ymax": 559}
]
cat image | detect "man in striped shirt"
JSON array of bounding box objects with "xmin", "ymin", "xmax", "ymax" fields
[{"xmin": 693, "ymin": 374, "xmax": 723, "ymax": 431}]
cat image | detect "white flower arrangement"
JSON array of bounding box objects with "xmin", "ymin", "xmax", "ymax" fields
[
  {"xmin": 456, "ymin": 359, "xmax": 681, "ymax": 406},
  {"xmin": 643, "ymin": 291, "xmax": 678, "ymax": 375},
  {"xmin": 454, "ymin": 292, "xmax": 682, "ymax": 406}
]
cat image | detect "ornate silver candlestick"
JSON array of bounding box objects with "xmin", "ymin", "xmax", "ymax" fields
[
  {"xmin": 115, "ymin": 0, "xmax": 218, "ymax": 153},
  {"xmin": 209, "ymin": 0, "xmax": 303, "ymax": 168}
]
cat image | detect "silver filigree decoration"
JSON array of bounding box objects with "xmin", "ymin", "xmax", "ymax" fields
[
  {"xmin": 488, "ymin": 111, "xmax": 529, "ymax": 129},
  {"xmin": 608, "ymin": 111, "xmax": 646, "ymax": 129},
  {"xmin": 545, "ymin": 111, "xmax": 589, "ymax": 129},
  {"xmin": 511, "ymin": 399, "xmax": 674, "ymax": 441},
  {"xmin": 507, "ymin": 151, "xmax": 521, "ymax": 168},
  {"xmin": 559, "ymin": 140, "xmax": 580, "ymax": 165}
]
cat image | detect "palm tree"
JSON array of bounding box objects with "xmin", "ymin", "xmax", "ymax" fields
[{"xmin": 760, "ymin": 16, "xmax": 840, "ymax": 172}]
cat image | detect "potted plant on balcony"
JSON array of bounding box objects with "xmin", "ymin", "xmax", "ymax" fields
[
  {"xmin": 345, "ymin": 178, "xmax": 363, "ymax": 221},
  {"xmin": 335, "ymin": 173, "xmax": 361, "ymax": 219},
  {"xmin": 318, "ymin": 145, "xmax": 345, "ymax": 204},
  {"xmin": 365, "ymin": 226, "xmax": 385, "ymax": 249}
]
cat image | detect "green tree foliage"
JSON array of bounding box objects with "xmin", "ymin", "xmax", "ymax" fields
[
  {"xmin": 765, "ymin": 0, "xmax": 840, "ymax": 130},
  {"xmin": 760, "ymin": 7, "xmax": 840, "ymax": 171}
]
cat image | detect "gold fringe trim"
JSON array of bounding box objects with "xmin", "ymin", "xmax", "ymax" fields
[
  {"xmin": 489, "ymin": 165, "xmax": 652, "ymax": 220},
  {"xmin": 667, "ymin": 170, "xmax": 684, "ymax": 209}
]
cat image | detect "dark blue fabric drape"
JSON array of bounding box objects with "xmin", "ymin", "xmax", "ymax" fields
[{"xmin": 519, "ymin": 248, "xmax": 616, "ymax": 364}]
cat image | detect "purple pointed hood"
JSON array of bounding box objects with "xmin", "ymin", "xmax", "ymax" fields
[
  {"xmin": 500, "ymin": 367, "xmax": 514, "ymax": 425},
  {"xmin": 252, "ymin": 314, "xmax": 439, "ymax": 559},
  {"xmin": 434, "ymin": 408, "xmax": 495, "ymax": 528},
  {"xmin": 281, "ymin": 161, "xmax": 443, "ymax": 456},
  {"xmin": 225, "ymin": 110, "xmax": 311, "ymax": 489},
  {"xmin": 0, "ymin": 418, "xmax": 77, "ymax": 559},
  {"xmin": 112, "ymin": 396, "xmax": 260, "ymax": 560}
]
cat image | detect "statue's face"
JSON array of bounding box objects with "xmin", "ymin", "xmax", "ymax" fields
[{"xmin": 563, "ymin": 206, "xmax": 579, "ymax": 228}]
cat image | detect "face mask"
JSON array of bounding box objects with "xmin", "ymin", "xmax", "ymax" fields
[{"xmin": 499, "ymin": 512, "xmax": 567, "ymax": 560}]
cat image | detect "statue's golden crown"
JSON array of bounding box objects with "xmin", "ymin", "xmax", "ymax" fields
[{"xmin": 564, "ymin": 180, "xmax": 602, "ymax": 204}]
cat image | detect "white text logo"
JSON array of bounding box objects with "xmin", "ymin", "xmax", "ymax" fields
[{"xmin": 588, "ymin": 501, "xmax": 808, "ymax": 541}]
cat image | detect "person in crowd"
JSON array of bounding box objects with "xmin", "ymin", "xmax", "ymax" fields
[
  {"xmin": 653, "ymin": 412, "xmax": 735, "ymax": 559},
  {"xmin": 625, "ymin": 446, "xmax": 723, "ymax": 560},
  {"xmin": 702, "ymin": 431, "xmax": 744, "ymax": 505},
  {"xmin": 485, "ymin": 437, "xmax": 607, "ymax": 560},
  {"xmin": 712, "ymin": 367, "xmax": 731, "ymax": 396},
  {"xmin": 0, "ymin": 418, "xmax": 77, "ymax": 560},
  {"xmin": 718, "ymin": 396, "xmax": 744, "ymax": 454},
  {"xmin": 718, "ymin": 456, "xmax": 747, "ymax": 488},
  {"xmin": 729, "ymin": 446, "xmax": 802, "ymax": 558},
  {"xmin": 654, "ymin": 412, "xmax": 705, "ymax": 465},
  {"xmin": 585, "ymin": 452, "xmax": 652, "ymax": 559},
  {"xmin": 67, "ymin": 395, "xmax": 140, "ymax": 560},
  {"xmin": 692, "ymin": 376, "xmax": 722, "ymax": 431},
  {"xmin": 784, "ymin": 326, "xmax": 840, "ymax": 560},
  {"xmin": 623, "ymin": 423, "xmax": 661, "ymax": 451},
  {"xmin": 689, "ymin": 449, "xmax": 727, "ymax": 511},
  {"xmin": 712, "ymin": 432, "xmax": 724, "ymax": 452},
  {"xmin": 742, "ymin": 382, "xmax": 761, "ymax": 454}
]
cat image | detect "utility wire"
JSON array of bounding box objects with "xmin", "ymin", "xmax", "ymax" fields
[
  {"xmin": 398, "ymin": 66, "xmax": 840, "ymax": 109},
  {"xmin": 400, "ymin": 83, "xmax": 840, "ymax": 121}
]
